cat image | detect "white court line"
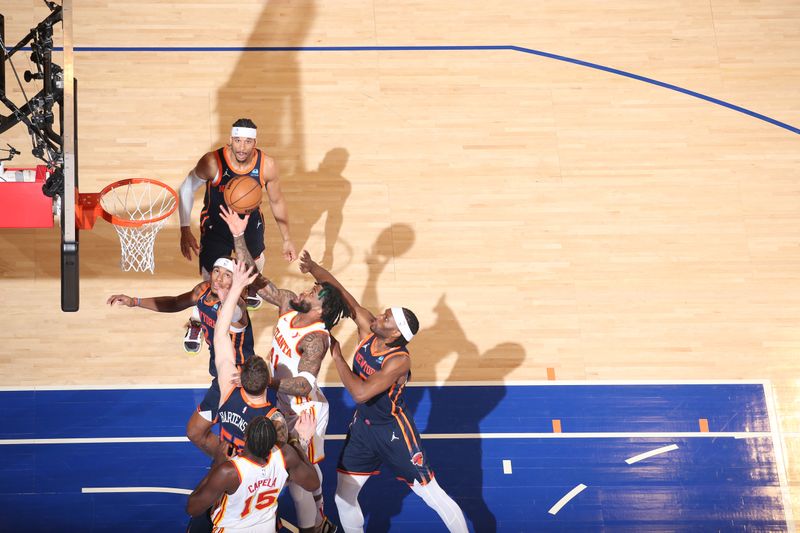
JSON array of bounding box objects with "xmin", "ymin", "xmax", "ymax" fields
[
  {"xmin": 763, "ymin": 382, "xmax": 796, "ymax": 532},
  {"xmin": 625, "ymin": 444, "xmax": 678, "ymax": 464},
  {"xmin": 0, "ymin": 431, "xmax": 773, "ymax": 446},
  {"xmin": 0, "ymin": 379, "xmax": 771, "ymax": 391},
  {"xmin": 0, "ymin": 437, "xmax": 189, "ymax": 445},
  {"xmin": 502, "ymin": 460, "xmax": 512, "ymax": 474},
  {"xmin": 83, "ymin": 487, "xmax": 192, "ymax": 495},
  {"xmin": 421, "ymin": 432, "xmax": 771, "ymax": 439},
  {"xmin": 548, "ymin": 484, "xmax": 587, "ymax": 515}
]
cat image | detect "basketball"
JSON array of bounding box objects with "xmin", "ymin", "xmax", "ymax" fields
[{"xmin": 224, "ymin": 176, "xmax": 263, "ymax": 214}]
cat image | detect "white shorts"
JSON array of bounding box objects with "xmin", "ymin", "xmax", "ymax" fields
[{"xmin": 278, "ymin": 389, "xmax": 329, "ymax": 464}]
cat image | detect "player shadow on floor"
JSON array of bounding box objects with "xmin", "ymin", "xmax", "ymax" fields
[
  {"xmin": 281, "ymin": 148, "xmax": 352, "ymax": 271},
  {"xmin": 348, "ymin": 295, "xmax": 525, "ymax": 532},
  {"xmin": 315, "ymin": 223, "xmax": 526, "ymax": 532},
  {"xmin": 214, "ymin": 0, "xmax": 314, "ymax": 178},
  {"xmin": 0, "ymin": 223, "xmax": 204, "ymax": 281},
  {"xmin": 320, "ymin": 222, "xmax": 416, "ymax": 387}
]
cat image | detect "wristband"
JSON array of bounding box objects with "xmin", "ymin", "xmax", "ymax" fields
[
  {"xmin": 232, "ymin": 231, "xmax": 245, "ymax": 238},
  {"xmin": 134, "ymin": 297, "xmax": 141, "ymax": 307}
]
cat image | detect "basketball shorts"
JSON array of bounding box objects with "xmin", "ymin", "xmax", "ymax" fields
[
  {"xmin": 197, "ymin": 378, "xmax": 220, "ymax": 422},
  {"xmin": 337, "ymin": 412, "xmax": 435, "ymax": 486},
  {"xmin": 278, "ymin": 395, "xmax": 329, "ymax": 464},
  {"xmin": 199, "ymin": 224, "xmax": 265, "ymax": 276}
]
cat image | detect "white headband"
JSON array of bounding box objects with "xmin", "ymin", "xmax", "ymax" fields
[
  {"xmin": 391, "ymin": 307, "xmax": 414, "ymax": 342},
  {"xmin": 213, "ymin": 257, "xmax": 235, "ymax": 272},
  {"xmin": 231, "ymin": 127, "xmax": 257, "ymax": 139}
]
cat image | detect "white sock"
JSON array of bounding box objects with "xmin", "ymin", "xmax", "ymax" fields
[
  {"xmin": 410, "ymin": 478, "xmax": 468, "ymax": 533},
  {"xmin": 335, "ymin": 472, "xmax": 369, "ymax": 533},
  {"xmin": 288, "ymin": 480, "xmax": 318, "ymax": 529}
]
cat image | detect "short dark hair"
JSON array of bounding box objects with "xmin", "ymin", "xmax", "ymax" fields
[
  {"xmin": 240, "ymin": 355, "xmax": 270, "ymax": 395},
  {"xmin": 232, "ymin": 118, "xmax": 257, "ymax": 129},
  {"xmin": 244, "ymin": 416, "xmax": 277, "ymax": 459},
  {"xmin": 387, "ymin": 307, "xmax": 419, "ymax": 348},
  {"xmin": 318, "ymin": 282, "xmax": 351, "ymax": 331}
]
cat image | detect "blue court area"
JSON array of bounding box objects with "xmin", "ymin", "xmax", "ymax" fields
[{"xmin": 0, "ymin": 383, "xmax": 789, "ymax": 532}]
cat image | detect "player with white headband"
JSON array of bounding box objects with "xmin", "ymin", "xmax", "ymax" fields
[
  {"xmin": 106, "ymin": 257, "xmax": 257, "ymax": 461},
  {"xmin": 299, "ymin": 252, "xmax": 468, "ymax": 533},
  {"xmin": 176, "ymin": 117, "xmax": 298, "ymax": 357}
]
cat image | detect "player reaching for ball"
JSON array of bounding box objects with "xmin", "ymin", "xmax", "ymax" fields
[{"xmin": 177, "ymin": 118, "xmax": 298, "ymax": 351}]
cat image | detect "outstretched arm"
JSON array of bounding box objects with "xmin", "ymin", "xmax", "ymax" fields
[
  {"xmin": 214, "ymin": 261, "xmax": 257, "ymax": 402},
  {"xmin": 270, "ymin": 331, "xmax": 328, "ymax": 397},
  {"xmin": 330, "ymin": 336, "xmax": 409, "ymax": 404},
  {"xmin": 107, "ymin": 282, "xmax": 205, "ymax": 313},
  {"xmin": 186, "ymin": 461, "xmax": 239, "ymax": 516},
  {"xmin": 219, "ymin": 206, "xmax": 297, "ymax": 314},
  {"xmin": 299, "ymin": 250, "xmax": 374, "ymax": 337}
]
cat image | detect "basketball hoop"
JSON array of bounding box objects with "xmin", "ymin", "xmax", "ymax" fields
[{"xmin": 76, "ymin": 179, "xmax": 177, "ymax": 273}]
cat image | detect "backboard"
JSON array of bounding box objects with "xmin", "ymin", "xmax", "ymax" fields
[{"xmin": 60, "ymin": 0, "xmax": 78, "ymax": 312}]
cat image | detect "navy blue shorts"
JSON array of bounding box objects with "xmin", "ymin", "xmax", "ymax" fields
[
  {"xmin": 199, "ymin": 227, "xmax": 265, "ymax": 275},
  {"xmin": 337, "ymin": 413, "xmax": 435, "ymax": 486},
  {"xmin": 197, "ymin": 378, "xmax": 220, "ymax": 421}
]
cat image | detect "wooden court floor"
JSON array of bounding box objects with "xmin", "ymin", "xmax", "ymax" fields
[{"xmin": 1, "ymin": 0, "xmax": 799, "ymax": 523}]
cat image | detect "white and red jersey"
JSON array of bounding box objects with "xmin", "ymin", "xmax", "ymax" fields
[
  {"xmin": 211, "ymin": 449, "xmax": 288, "ymax": 533},
  {"xmin": 269, "ymin": 310, "xmax": 330, "ymax": 463}
]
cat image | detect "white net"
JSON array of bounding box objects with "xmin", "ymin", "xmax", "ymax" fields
[{"xmin": 99, "ymin": 180, "xmax": 177, "ymax": 273}]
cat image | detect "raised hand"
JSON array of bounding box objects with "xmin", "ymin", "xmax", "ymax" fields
[
  {"xmin": 219, "ymin": 205, "xmax": 249, "ymax": 236},
  {"xmin": 231, "ymin": 260, "xmax": 258, "ymax": 290},
  {"xmin": 298, "ymin": 250, "xmax": 317, "ymax": 274}
]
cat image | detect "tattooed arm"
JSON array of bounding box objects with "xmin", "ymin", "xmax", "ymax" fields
[
  {"xmin": 270, "ymin": 331, "xmax": 329, "ymax": 396},
  {"xmin": 269, "ymin": 410, "xmax": 288, "ymax": 444},
  {"xmin": 219, "ymin": 205, "xmax": 297, "ymax": 314},
  {"xmin": 219, "ymin": 206, "xmax": 258, "ymax": 269}
]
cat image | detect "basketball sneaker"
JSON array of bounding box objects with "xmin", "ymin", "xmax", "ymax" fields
[
  {"xmin": 183, "ymin": 320, "xmax": 203, "ymax": 353},
  {"xmin": 318, "ymin": 516, "xmax": 338, "ymax": 533},
  {"xmin": 245, "ymin": 289, "xmax": 263, "ymax": 311}
]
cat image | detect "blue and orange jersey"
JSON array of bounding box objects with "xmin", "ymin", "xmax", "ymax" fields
[
  {"xmin": 216, "ymin": 387, "xmax": 277, "ymax": 455},
  {"xmin": 352, "ymin": 334, "xmax": 411, "ymax": 424},
  {"xmin": 195, "ymin": 283, "xmax": 256, "ymax": 377},
  {"xmin": 199, "ymin": 147, "xmax": 266, "ymax": 245}
]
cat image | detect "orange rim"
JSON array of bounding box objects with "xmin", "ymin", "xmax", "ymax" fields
[{"xmin": 96, "ymin": 178, "xmax": 178, "ymax": 228}]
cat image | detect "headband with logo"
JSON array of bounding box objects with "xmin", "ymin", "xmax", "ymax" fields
[
  {"xmin": 213, "ymin": 257, "xmax": 235, "ymax": 272},
  {"xmin": 231, "ymin": 127, "xmax": 257, "ymax": 139}
]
